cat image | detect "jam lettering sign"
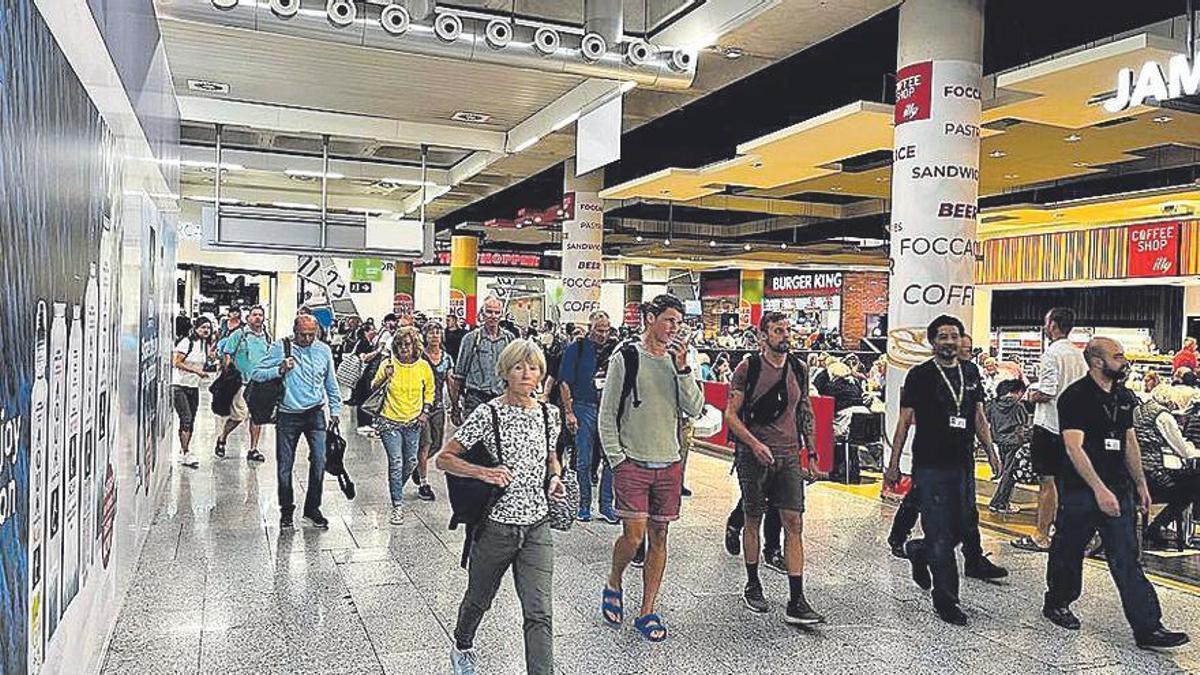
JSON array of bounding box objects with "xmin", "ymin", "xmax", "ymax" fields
[
  {"xmin": 1127, "ymin": 221, "xmax": 1179, "ymax": 278},
  {"xmin": 894, "ymin": 60, "xmax": 932, "ymax": 125},
  {"xmin": 1105, "ymin": 53, "xmax": 1200, "ymax": 113}
]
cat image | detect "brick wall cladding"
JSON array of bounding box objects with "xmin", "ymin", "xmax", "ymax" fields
[{"xmin": 841, "ymin": 272, "xmax": 889, "ymax": 346}]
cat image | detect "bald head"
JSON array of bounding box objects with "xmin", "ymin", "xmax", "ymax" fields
[
  {"xmin": 1084, "ymin": 336, "xmax": 1128, "ymax": 383},
  {"xmin": 294, "ymin": 315, "xmax": 320, "ymax": 346}
]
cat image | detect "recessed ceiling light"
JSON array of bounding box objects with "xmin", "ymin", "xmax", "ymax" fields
[
  {"xmin": 451, "ymin": 111, "xmax": 492, "ymax": 124},
  {"xmin": 743, "ymin": 243, "xmax": 752, "ymax": 251},
  {"xmin": 751, "ymin": 161, "xmax": 764, "ymax": 169},
  {"xmin": 720, "ymin": 46, "xmax": 745, "ymax": 59},
  {"xmin": 659, "ymin": 189, "xmax": 671, "ymax": 195},
  {"xmin": 988, "ymin": 150, "xmax": 1007, "ymax": 158},
  {"xmin": 179, "ymin": 160, "xmax": 243, "ymax": 171},
  {"xmin": 1153, "ymin": 115, "xmax": 1173, "ymax": 124},
  {"xmin": 1063, "ymin": 133, "xmax": 1082, "ymax": 142},
  {"xmin": 830, "ymin": 186, "xmax": 844, "ymax": 192},
  {"xmin": 1072, "ymin": 161, "xmax": 1089, "ymax": 168},
  {"xmin": 187, "ymin": 79, "xmax": 229, "ymax": 94},
  {"xmin": 875, "ymin": 177, "xmax": 886, "ymax": 182},
  {"xmin": 780, "ymin": 243, "xmax": 788, "ymax": 250},
  {"xmin": 1054, "ymin": 212, "xmax": 1066, "ymax": 219},
  {"xmin": 709, "ymin": 240, "xmax": 717, "ymax": 247},
  {"xmin": 1004, "ymin": 173, "xmax": 1019, "ymax": 179},
  {"xmin": 663, "ymin": 238, "xmax": 671, "ymax": 246},
  {"xmin": 635, "ymin": 235, "xmax": 644, "ymax": 242}
]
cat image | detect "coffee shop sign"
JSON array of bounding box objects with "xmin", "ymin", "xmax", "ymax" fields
[{"xmin": 1104, "ymin": 53, "xmax": 1200, "ymax": 113}]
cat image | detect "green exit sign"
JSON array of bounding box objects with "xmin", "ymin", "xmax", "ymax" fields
[{"xmin": 351, "ymin": 258, "xmax": 384, "ymax": 282}]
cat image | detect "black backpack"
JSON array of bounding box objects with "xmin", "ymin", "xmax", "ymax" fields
[
  {"xmin": 245, "ymin": 339, "xmax": 292, "ymax": 425},
  {"xmin": 735, "ymin": 353, "xmax": 807, "ymax": 435}
]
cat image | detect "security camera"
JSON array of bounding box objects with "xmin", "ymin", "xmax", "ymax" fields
[
  {"xmin": 269, "ymin": 0, "xmax": 299, "ymax": 18},
  {"xmin": 326, "ymin": 0, "xmax": 356, "ymax": 27},
  {"xmin": 211, "ymin": 0, "xmax": 238, "ymax": 9},
  {"xmin": 434, "ymin": 12, "xmax": 463, "ymax": 42},
  {"xmin": 533, "ymin": 27, "xmax": 560, "ymax": 56},
  {"xmin": 485, "ymin": 20, "xmax": 512, "ymax": 49},
  {"xmin": 625, "ymin": 40, "xmax": 654, "ymax": 66},
  {"xmin": 580, "ymin": 32, "xmax": 607, "ymax": 62},
  {"xmin": 379, "ymin": 3, "xmax": 410, "ymax": 35}
]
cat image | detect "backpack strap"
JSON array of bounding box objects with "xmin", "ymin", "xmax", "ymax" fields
[
  {"xmin": 616, "ymin": 344, "xmax": 641, "ymax": 434},
  {"xmin": 488, "ymin": 403, "xmax": 503, "ymax": 464},
  {"xmin": 738, "ymin": 354, "xmax": 763, "ymax": 420}
]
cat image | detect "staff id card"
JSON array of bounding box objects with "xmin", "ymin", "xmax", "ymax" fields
[
  {"xmin": 1104, "ymin": 438, "xmax": 1122, "ymax": 452},
  {"xmin": 949, "ymin": 416, "xmax": 967, "ymax": 429}
]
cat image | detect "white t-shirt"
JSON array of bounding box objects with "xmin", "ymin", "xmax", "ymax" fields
[
  {"xmin": 1032, "ymin": 338, "xmax": 1087, "ymax": 433},
  {"xmin": 172, "ymin": 336, "xmax": 209, "ymax": 389}
]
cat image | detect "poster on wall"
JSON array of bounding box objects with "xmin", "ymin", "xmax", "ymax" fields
[{"xmin": 559, "ymin": 191, "xmax": 604, "ymax": 323}]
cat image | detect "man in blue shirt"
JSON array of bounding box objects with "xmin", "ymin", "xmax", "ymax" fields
[
  {"xmin": 217, "ymin": 305, "xmax": 272, "ymax": 462},
  {"xmin": 253, "ymin": 315, "xmax": 342, "ymax": 529},
  {"xmin": 558, "ymin": 310, "xmax": 617, "ymax": 523}
]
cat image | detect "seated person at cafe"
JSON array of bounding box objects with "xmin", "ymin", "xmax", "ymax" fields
[{"xmin": 1134, "ymin": 385, "xmax": 1200, "ymax": 547}]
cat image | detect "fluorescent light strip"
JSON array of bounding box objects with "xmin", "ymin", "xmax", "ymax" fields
[
  {"xmin": 285, "ymin": 169, "xmax": 345, "ymax": 179},
  {"xmin": 272, "ymin": 201, "xmax": 319, "ymax": 210},
  {"xmin": 382, "ymin": 178, "xmax": 440, "ymax": 187},
  {"xmin": 179, "ymin": 159, "xmax": 244, "ymax": 171}
]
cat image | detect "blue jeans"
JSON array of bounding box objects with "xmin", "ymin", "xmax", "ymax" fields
[
  {"xmin": 907, "ymin": 465, "xmax": 975, "ymax": 611},
  {"xmin": 574, "ymin": 401, "xmax": 613, "ymax": 516},
  {"xmin": 379, "ymin": 421, "xmax": 421, "ymax": 507},
  {"xmin": 1046, "ymin": 481, "xmax": 1163, "ymax": 636},
  {"xmin": 276, "ymin": 406, "xmax": 327, "ymax": 516}
]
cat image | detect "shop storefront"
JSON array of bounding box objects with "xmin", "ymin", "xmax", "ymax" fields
[{"xmin": 978, "ymin": 219, "xmax": 1199, "ymax": 380}]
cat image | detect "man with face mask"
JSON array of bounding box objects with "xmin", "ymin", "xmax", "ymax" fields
[
  {"xmin": 885, "ymin": 315, "xmax": 1003, "ymax": 625},
  {"xmin": 252, "ymin": 315, "xmax": 342, "ymax": 529},
  {"xmin": 1043, "ymin": 338, "xmax": 1189, "ymax": 650}
]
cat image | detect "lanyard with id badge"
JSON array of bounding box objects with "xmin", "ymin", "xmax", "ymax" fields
[
  {"xmin": 936, "ymin": 362, "xmax": 969, "ymax": 430},
  {"xmin": 1102, "ymin": 397, "xmax": 1123, "ymax": 453}
]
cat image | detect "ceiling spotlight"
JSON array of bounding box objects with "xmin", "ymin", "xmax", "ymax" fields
[
  {"xmin": 830, "ymin": 186, "xmax": 844, "ymax": 192},
  {"xmin": 669, "ymin": 49, "xmax": 693, "ymax": 72},
  {"xmin": 485, "ymin": 20, "xmax": 512, "ymax": 49},
  {"xmin": 268, "ymin": 0, "xmax": 299, "ymax": 18},
  {"xmin": 1003, "ymin": 173, "xmax": 1019, "ymax": 179},
  {"xmin": 743, "ymin": 243, "xmax": 752, "ymax": 251},
  {"xmin": 379, "ymin": 3, "xmax": 410, "ymax": 35},
  {"xmin": 635, "ymin": 235, "xmax": 644, "ymax": 242},
  {"xmin": 709, "ymin": 240, "xmax": 717, "ymax": 247},
  {"xmin": 1063, "ymin": 133, "xmax": 1081, "ymax": 143},
  {"xmin": 533, "ymin": 27, "xmax": 561, "ymax": 56},
  {"xmin": 1054, "ymin": 212, "xmax": 1066, "ymax": 219},
  {"xmin": 533, "ymin": 216, "xmax": 542, "ymax": 223},
  {"xmin": 434, "ymin": 12, "xmax": 463, "ymax": 42},
  {"xmin": 625, "ymin": 41, "xmax": 653, "ymax": 67},
  {"xmin": 721, "ymin": 46, "xmax": 745, "ymax": 60},
  {"xmin": 663, "ymin": 238, "xmax": 671, "ymax": 246},
  {"xmin": 326, "ymin": 0, "xmax": 356, "ymax": 27},
  {"xmin": 1153, "ymin": 115, "xmax": 1173, "ymax": 124},
  {"xmin": 988, "ymin": 150, "xmax": 1007, "ymax": 158},
  {"xmin": 211, "ymin": 0, "xmax": 238, "ymax": 8},
  {"xmin": 581, "ymin": 32, "xmax": 608, "ymax": 62},
  {"xmin": 751, "ymin": 161, "xmax": 764, "ymax": 169},
  {"xmin": 780, "ymin": 243, "xmax": 788, "ymax": 250},
  {"xmin": 1072, "ymin": 161, "xmax": 1089, "ymax": 168}
]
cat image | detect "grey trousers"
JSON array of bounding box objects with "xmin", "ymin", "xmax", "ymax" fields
[{"xmin": 454, "ymin": 519, "xmax": 554, "ymax": 675}]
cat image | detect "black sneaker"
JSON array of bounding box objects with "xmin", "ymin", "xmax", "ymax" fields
[
  {"xmin": 1136, "ymin": 627, "xmax": 1190, "ymax": 650},
  {"xmin": 964, "ymin": 555, "xmax": 1008, "ymax": 580},
  {"xmin": 762, "ymin": 549, "xmax": 787, "ymax": 574},
  {"xmin": 631, "ymin": 543, "xmax": 646, "ymax": 568},
  {"xmin": 904, "ymin": 542, "xmax": 932, "ymax": 590},
  {"xmin": 888, "ymin": 539, "xmax": 907, "ymax": 559},
  {"xmin": 410, "ymin": 469, "xmax": 421, "ymax": 487},
  {"xmin": 724, "ymin": 526, "xmax": 742, "ymax": 556},
  {"xmin": 418, "ymin": 484, "xmax": 435, "ymax": 502},
  {"xmin": 935, "ymin": 604, "xmax": 968, "ymax": 626},
  {"xmin": 215, "ymin": 440, "xmax": 226, "ymax": 458},
  {"xmin": 280, "ymin": 512, "xmax": 294, "ymax": 529},
  {"xmin": 246, "ymin": 449, "xmax": 265, "ymax": 463},
  {"xmin": 681, "ymin": 485, "xmax": 693, "ymax": 497},
  {"xmin": 742, "ymin": 583, "xmax": 769, "ymax": 614},
  {"xmin": 1042, "ymin": 604, "xmax": 1080, "ymax": 630},
  {"xmin": 785, "ymin": 597, "xmax": 825, "ymax": 625},
  {"xmin": 303, "ymin": 510, "xmax": 329, "ymax": 530}
]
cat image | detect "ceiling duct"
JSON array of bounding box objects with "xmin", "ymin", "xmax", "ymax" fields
[{"xmin": 176, "ymin": 0, "xmax": 696, "ymax": 89}]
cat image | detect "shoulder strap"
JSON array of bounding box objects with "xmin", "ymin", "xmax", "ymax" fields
[
  {"xmin": 540, "ymin": 402, "xmax": 552, "ymax": 453},
  {"xmin": 487, "ymin": 403, "xmax": 503, "ymax": 464},
  {"xmin": 739, "ymin": 354, "xmax": 763, "ymax": 417},
  {"xmin": 616, "ymin": 344, "xmax": 641, "ymax": 430},
  {"xmin": 789, "ymin": 354, "xmax": 807, "ymax": 394}
]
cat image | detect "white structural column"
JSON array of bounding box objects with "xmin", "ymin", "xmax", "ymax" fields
[
  {"xmin": 561, "ymin": 158, "xmax": 605, "ymax": 324},
  {"xmin": 886, "ymin": 0, "xmax": 985, "ymax": 469}
]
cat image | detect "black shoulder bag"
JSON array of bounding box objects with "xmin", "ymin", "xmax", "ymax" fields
[{"xmin": 446, "ymin": 403, "xmax": 506, "ymax": 568}]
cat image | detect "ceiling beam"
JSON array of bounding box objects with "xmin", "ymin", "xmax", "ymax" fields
[{"xmin": 177, "ymin": 96, "xmax": 508, "ymax": 153}]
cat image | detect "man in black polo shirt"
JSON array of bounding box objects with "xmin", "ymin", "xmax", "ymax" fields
[
  {"xmin": 1043, "ymin": 337, "xmax": 1189, "ymax": 650},
  {"xmin": 885, "ymin": 315, "xmax": 1003, "ymax": 625}
]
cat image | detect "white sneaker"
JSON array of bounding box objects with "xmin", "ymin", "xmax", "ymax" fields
[
  {"xmin": 450, "ymin": 646, "xmax": 479, "ymax": 675},
  {"xmin": 356, "ymin": 425, "xmax": 377, "ymax": 437},
  {"xmin": 389, "ymin": 505, "xmax": 404, "ymax": 525},
  {"xmin": 180, "ymin": 454, "xmax": 199, "ymax": 469}
]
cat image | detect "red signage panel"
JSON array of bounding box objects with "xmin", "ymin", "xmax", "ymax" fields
[
  {"xmin": 895, "ymin": 60, "xmax": 933, "ymax": 125},
  {"xmin": 1127, "ymin": 221, "xmax": 1179, "ymax": 277}
]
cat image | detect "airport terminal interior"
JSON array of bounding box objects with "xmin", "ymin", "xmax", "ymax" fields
[{"xmin": 10, "ymin": 0, "xmax": 1200, "ymax": 673}]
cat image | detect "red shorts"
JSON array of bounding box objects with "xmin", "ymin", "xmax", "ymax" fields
[{"xmin": 612, "ymin": 460, "xmax": 683, "ymax": 522}]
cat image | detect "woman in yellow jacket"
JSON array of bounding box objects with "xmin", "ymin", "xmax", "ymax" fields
[{"xmin": 372, "ymin": 326, "xmax": 435, "ymax": 525}]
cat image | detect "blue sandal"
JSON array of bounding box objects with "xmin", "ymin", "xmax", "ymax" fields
[
  {"xmin": 634, "ymin": 613, "xmax": 668, "ymax": 642},
  {"xmin": 601, "ymin": 587, "xmax": 623, "ymax": 626}
]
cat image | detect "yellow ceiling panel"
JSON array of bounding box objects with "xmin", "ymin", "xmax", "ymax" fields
[
  {"xmin": 598, "ymin": 166, "xmax": 722, "ymax": 201},
  {"xmin": 985, "ymin": 33, "xmax": 1186, "ymax": 129},
  {"xmin": 979, "ymin": 189, "xmax": 1200, "ymax": 238}
]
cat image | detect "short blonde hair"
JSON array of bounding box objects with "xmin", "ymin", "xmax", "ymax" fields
[
  {"xmin": 392, "ymin": 326, "xmax": 424, "ymax": 356},
  {"xmin": 496, "ymin": 338, "xmax": 546, "ymax": 382}
]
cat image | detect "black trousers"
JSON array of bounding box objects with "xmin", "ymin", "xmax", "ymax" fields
[
  {"xmin": 726, "ymin": 498, "xmax": 782, "ymax": 553},
  {"xmin": 1045, "ymin": 481, "xmax": 1162, "ymax": 636},
  {"xmin": 889, "ymin": 473, "xmax": 985, "ymax": 563},
  {"xmin": 1145, "ymin": 467, "xmax": 1200, "ymax": 531},
  {"xmin": 906, "ymin": 466, "xmax": 976, "ymax": 611}
]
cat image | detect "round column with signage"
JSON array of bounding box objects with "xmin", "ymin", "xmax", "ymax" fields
[
  {"xmin": 393, "ymin": 261, "xmax": 415, "ymax": 317},
  {"xmin": 560, "ymin": 190, "xmax": 604, "ymax": 324},
  {"xmin": 739, "ymin": 269, "xmax": 764, "ymax": 329},
  {"xmin": 449, "ymin": 235, "xmax": 478, "ymax": 327},
  {"xmin": 887, "ymin": 0, "xmax": 984, "ymax": 475},
  {"xmin": 624, "ymin": 264, "xmax": 643, "ymax": 327}
]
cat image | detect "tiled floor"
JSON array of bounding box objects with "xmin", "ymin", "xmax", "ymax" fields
[{"xmin": 102, "ymin": 403, "xmax": 1200, "ymax": 674}]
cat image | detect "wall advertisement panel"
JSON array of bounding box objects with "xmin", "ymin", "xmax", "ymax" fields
[
  {"xmin": 0, "ymin": 1, "xmax": 178, "ymax": 672},
  {"xmin": 560, "ymin": 191, "xmax": 604, "ymax": 324}
]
